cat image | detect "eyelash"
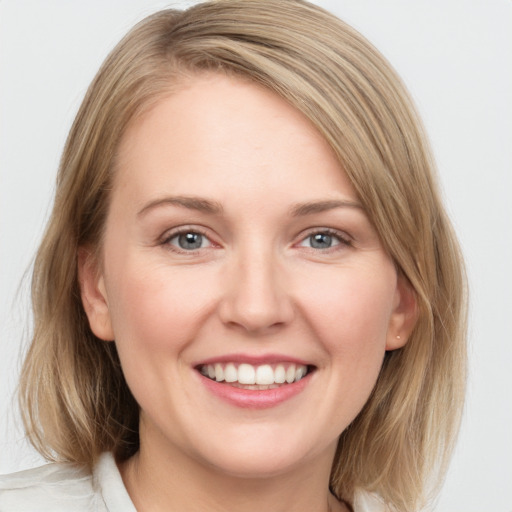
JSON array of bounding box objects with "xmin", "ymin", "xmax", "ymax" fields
[
  {"xmin": 159, "ymin": 227, "xmax": 352, "ymax": 254},
  {"xmin": 297, "ymin": 228, "xmax": 353, "ymax": 252},
  {"xmin": 160, "ymin": 226, "xmax": 214, "ymax": 254}
]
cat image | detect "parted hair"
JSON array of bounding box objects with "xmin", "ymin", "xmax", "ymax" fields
[{"xmin": 19, "ymin": 1, "xmax": 467, "ymax": 510}]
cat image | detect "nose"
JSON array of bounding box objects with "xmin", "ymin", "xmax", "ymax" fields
[{"xmin": 218, "ymin": 248, "xmax": 295, "ymax": 334}]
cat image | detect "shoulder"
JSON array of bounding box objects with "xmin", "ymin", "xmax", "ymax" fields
[{"xmin": 0, "ymin": 459, "xmax": 101, "ymax": 512}]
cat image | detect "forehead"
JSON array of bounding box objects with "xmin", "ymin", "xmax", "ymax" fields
[{"xmin": 113, "ymin": 73, "xmax": 356, "ymax": 209}]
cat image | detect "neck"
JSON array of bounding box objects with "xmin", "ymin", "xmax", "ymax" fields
[{"xmin": 119, "ymin": 438, "xmax": 348, "ymax": 512}]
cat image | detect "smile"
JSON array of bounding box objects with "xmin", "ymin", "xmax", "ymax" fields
[{"xmin": 198, "ymin": 362, "xmax": 309, "ymax": 389}]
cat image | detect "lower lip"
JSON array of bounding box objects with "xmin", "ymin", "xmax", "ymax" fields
[{"xmin": 198, "ymin": 373, "xmax": 312, "ymax": 409}]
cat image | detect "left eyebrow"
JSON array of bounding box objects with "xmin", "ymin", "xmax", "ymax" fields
[{"xmin": 290, "ymin": 199, "xmax": 363, "ymax": 217}]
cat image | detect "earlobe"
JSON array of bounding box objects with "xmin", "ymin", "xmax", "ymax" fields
[
  {"xmin": 386, "ymin": 273, "xmax": 418, "ymax": 351},
  {"xmin": 78, "ymin": 247, "xmax": 115, "ymax": 341}
]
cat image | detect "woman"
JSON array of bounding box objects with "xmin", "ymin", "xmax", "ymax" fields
[{"xmin": 0, "ymin": 1, "xmax": 467, "ymax": 511}]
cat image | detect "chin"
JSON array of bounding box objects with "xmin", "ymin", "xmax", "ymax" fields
[
  {"xmin": 205, "ymin": 451, "xmax": 309, "ymax": 479},
  {"xmin": 187, "ymin": 426, "xmax": 334, "ymax": 480}
]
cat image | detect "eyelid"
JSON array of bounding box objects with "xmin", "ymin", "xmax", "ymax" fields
[
  {"xmin": 159, "ymin": 225, "xmax": 219, "ymax": 253},
  {"xmin": 295, "ymin": 227, "xmax": 353, "ymax": 249},
  {"xmin": 157, "ymin": 225, "xmax": 353, "ymax": 254}
]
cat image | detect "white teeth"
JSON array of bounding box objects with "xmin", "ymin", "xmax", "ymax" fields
[
  {"xmin": 295, "ymin": 366, "xmax": 306, "ymax": 382},
  {"xmin": 255, "ymin": 364, "xmax": 274, "ymax": 385},
  {"xmin": 201, "ymin": 362, "xmax": 309, "ymax": 386},
  {"xmin": 238, "ymin": 363, "xmax": 256, "ymax": 384},
  {"xmin": 214, "ymin": 363, "xmax": 224, "ymax": 382},
  {"xmin": 224, "ymin": 363, "xmax": 237, "ymax": 383},
  {"xmin": 274, "ymin": 364, "xmax": 286, "ymax": 384},
  {"xmin": 285, "ymin": 364, "xmax": 296, "ymax": 384}
]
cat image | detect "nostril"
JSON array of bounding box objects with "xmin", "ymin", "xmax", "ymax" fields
[
  {"xmin": 219, "ymin": 302, "xmax": 294, "ymax": 334},
  {"xmin": 217, "ymin": 269, "xmax": 294, "ymax": 333}
]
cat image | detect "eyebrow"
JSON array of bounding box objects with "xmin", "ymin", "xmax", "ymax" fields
[
  {"xmin": 290, "ymin": 199, "xmax": 363, "ymax": 216},
  {"xmin": 137, "ymin": 196, "xmax": 224, "ymax": 217},
  {"xmin": 137, "ymin": 195, "xmax": 362, "ymax": 218}
]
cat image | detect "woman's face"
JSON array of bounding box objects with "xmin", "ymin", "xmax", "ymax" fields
[{"xmin": 81, "ymin": 73, "xmax": 412, "ymax": 478}]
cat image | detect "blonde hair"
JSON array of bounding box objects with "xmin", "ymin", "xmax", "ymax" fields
[{"xmin": 20, "ymin": 1, "xmax": 467, "ymax": 510}]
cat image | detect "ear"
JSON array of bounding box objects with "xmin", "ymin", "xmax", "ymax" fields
[
  {"xmin": 78, "ymin": 247, "xmax": 114, "ymax": 341},
  {"xmin": 386, "ymin": 273, "xmax": 418, "ymax": 351}
]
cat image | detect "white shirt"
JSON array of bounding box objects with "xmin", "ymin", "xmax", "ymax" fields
[{"xmin": 0, "ymin": 453, "xmax": 385, "ymax": 511}]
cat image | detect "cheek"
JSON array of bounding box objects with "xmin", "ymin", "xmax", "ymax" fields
[
  {"xmin": 103, "ymin": 257, "xmax": 220, "ymax": 413},
  {"xmin": 105, "ymin": 257, "xmax": 218, "ymax": 354},
  {"xmin": 298, "ymin": 262, "xmax": 397, "ymax": 361}
]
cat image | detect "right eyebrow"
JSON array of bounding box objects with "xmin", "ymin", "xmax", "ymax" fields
[{"xmin": 137, "ymin": 195, "xmax": 224, "ymax": 217}]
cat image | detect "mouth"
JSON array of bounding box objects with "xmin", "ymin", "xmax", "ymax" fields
[{"xmin": 196, "ymin": 362, "xmax": 314, "ymax": 390}]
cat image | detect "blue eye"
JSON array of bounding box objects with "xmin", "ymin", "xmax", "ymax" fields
[
  {"xmin": 168, "ymin": 231, "xmax": 211, "ymax": 250},
  {"xmin": 299, "ymin": 230, "xmax": 348, "ymax": 250},
  {"xmin": 309, "ymin": 233, "xmax": 337, "ymax": 249}
]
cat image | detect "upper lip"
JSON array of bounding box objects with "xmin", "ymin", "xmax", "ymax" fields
[{"xmin": 193, "ymin": 353, "xmax": 313, "ymax": 367}]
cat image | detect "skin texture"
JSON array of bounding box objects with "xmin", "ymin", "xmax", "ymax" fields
[{"xmin": 80, "ymin": 73, "xmax": 416, "ymax": 512}]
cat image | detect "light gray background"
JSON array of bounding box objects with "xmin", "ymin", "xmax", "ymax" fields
[{"xmin": 1, "ymin": 1, "xmax": 511, "ymax": 511}]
